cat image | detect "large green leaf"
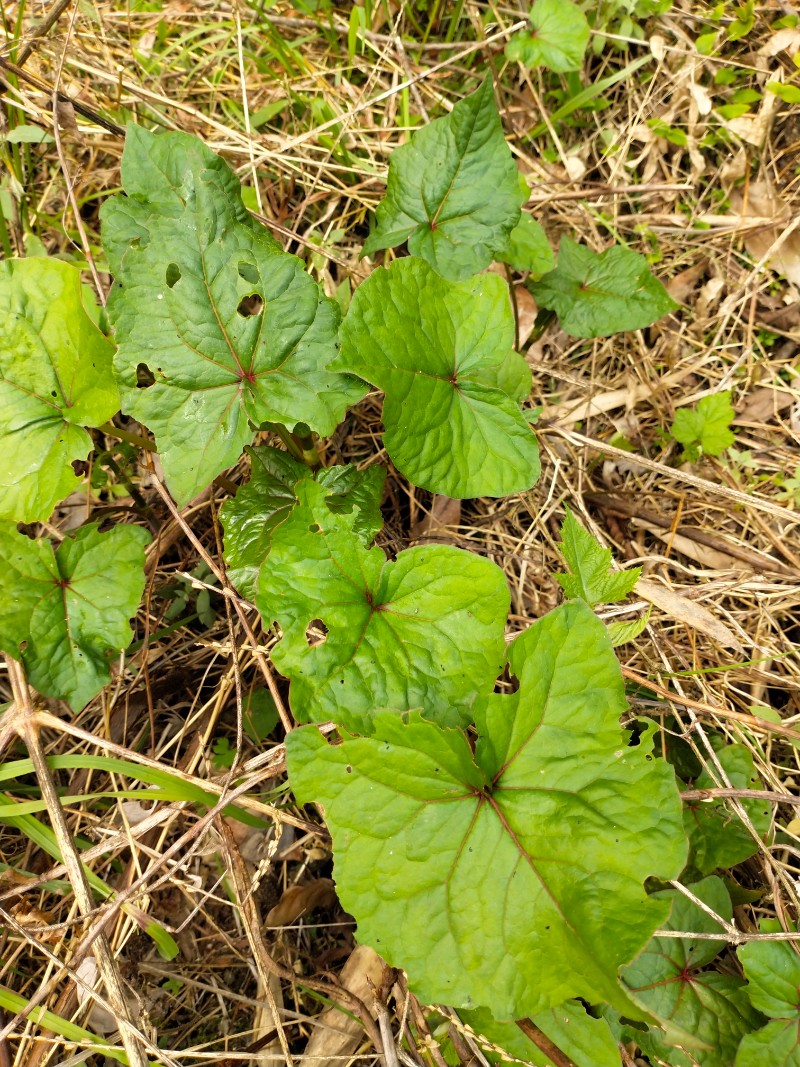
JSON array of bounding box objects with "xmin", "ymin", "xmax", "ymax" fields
[
  {"xmin": 736, "ymin": 921, "xmax": 800, "ymax": 1067},
  {"xmin": 529, "ymin": 238, "xmax": 677, "ymax": 338},
  {"xmin": 0, "ymin": 522, "xmax": 149, "ymax": 710},
  {"xmin": 287, "ymin": 600, "xmax": 687, "ymax": 1019},
  {"xmin": 336, "ymin": 258, "xmax": 539, "ymax": 497},
  {"xmin": 463, "ymin": 1003, "xmax": 620, "ymax": 1067},
  {"xmin": 220, "ymin": 445, "xmax": 385, "ymax": 598},
  {"xmin": 101, "ymin": 125, "xmax": 366, "ymax": 505},
  {"xmin": 0, "ymin": 258, "xmax": 118, "ymax": 523},
  {"xmin": 361, "ymin": 77, "xmax": 522, "ymax": 281},
  {"xmin": 622, "ymin": 877, "xmax": 764, "ymax": 1067},
  {"xmin": 683, "ymin": 744, "xmax": 772, "ymax": 875},
  {"xmin": 506, "ymin": 0, "xmax": 591, "ymax": 73},
  {"xmin": 258, "ymin": 479, "xmax": 507, "ymax": 729}
]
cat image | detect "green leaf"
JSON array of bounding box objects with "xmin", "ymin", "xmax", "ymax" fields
[
  {"xmin": 101, "ymin": 125, "xmax": 365, "ymax": 505},
  {"xmin": 258, "ymin": 479, "xmax": 508, "ymax": 729},
  {"xmin": 555, "ymin": 508, "xmax": 641, "ymax": 606},
  {"xmin": 529, "ymin": 238, "xmax": 678, "ymax": 338},
  {"xmin": 737, "ymin": 1021, "xmax": 800, "ymax": 1067},
  {"xmin": 0, "ymin": 523, "xmax": 149, "ymax": 710},
  {"xmin": 0, "ymin": 258, "xmax": 119, "ymax": 523},
  {"xmin": 336, "ymin": 258, "xmax": 540, "ymax": 498},
  {"xmin": 737, "ymin": 920, "xmax": 800, "ymax": 1053},
  {"xmin": 287, "ymin": 600, "xmax": 687, "ymax": 1019},
  {"xmin": 463, "ymin": 1003, "xmax": 621, "ymax": 1067},
  {"xmin": 220, "ymin": 445, "xmax": 385, "ymax": 598},
  {"xmin": 622, "ymin": 877, "xmax": 764, "ymax": 1067},
  {"xmin": 607, "ymin": 606, "xmax": 651, "ymax": 647},
  {"xmin": 3, "ymin": 124, "xmax": 54, "ymax": 144},
  {"xmin": 683, "ymin": 744, "xmax": 772, "ymax": 875},
  {"xmin": 505, "ymin": 0, "xmax": 591, "ymax": 73},
  {"xmin": 494, "ymin": 214, "xmax": 555, "ymax": 275},
  {"xmin": 361, "ymin": 77, "xmax": 522, "ymax": 281},
  {"xmin": 672, "ymin": 392, "xmax": 735, "ymax": 457}
]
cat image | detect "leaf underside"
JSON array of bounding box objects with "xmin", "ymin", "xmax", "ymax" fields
[
  {"xmin": 0, "ymin": 523, "xmax": 150, "ymax": 710},
  {"xmin": 362, "ymin": 77, "xmax": 522, "ymax": 281},
  {"xmin": 258, "ymin": 479, "xmax": 509, "ymax": 729},
  {"xmin": 529, "ymin": 237, "xmax": 678, "ymax": 338},
  {"xmin": 335, "ymin": 257, "xmax": 539, "ymax": 498},
  {"xmin": 0, "ymin": 259, "xmax": 118, "ymax": 523},
  {"xmin": 288, "ymin": 599, "xmax": 687, "ymax": 1019},
  {"xmin": 101, "ymin": 125, "xmax": 366, "ymax": 504}
]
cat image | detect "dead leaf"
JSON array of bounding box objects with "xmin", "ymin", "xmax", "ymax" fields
[
  {"xmin": 722, "ymin": 89, "xmax": 779, "ymax": 147},
  {"xmin": 265, "ymin": 877, "xmax": 337, "ymax": 926},
  {"xmin": 730, "ymin": 181, "xmax": 800, "ymax": 287},
  {"xmin": 633, "ymin": 522, "xmax": 741, "ymax": 571},
  {"xmin": 758, "ymin": 27, "xmax": 800, "ymax": 57},
  {"xmin": 302, "ymin": 946, "xmax": 388, "ymax": 1067},
  {"xmin": 666, "ymin": 260, "xmax": 708, "ymax": 305},
  {"xmin": 735, "ymin": 385, "xmax": 796, "ymax": 424},
  {"xmin": 636, "ymin": 578, "xmax": 743, "ymax": 651},
  {"xmin": 515, "ymin": 283, "xmax": 538, "ymax": 347},
  {"xmin": 410, "ymin": 495, "xmax": 462, "ymax": 544}
]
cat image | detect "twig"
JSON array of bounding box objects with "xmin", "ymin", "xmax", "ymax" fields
[{"xmin": 516, "ymin": 1019, "xmax": 577, "ymax": 1067}]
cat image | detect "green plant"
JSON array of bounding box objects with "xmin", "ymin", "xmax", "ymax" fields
[
  {"xmin": 671, "ymin": 391, "xmax": 735, "ymax": 461},
  {"xmin": 1, "ymin": 71, "xmax": 767, "ymax": 1067}
]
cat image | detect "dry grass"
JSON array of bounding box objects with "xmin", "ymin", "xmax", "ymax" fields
[{"xmin": 1, "ymin": 1, "xmax": 799, "ymax": 1065}]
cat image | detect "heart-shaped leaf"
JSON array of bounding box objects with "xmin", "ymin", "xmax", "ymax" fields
[
  {"xmin": 0, "ymin": 258, "xmax": 118, "ymax": 523},
  {"xmin": 101, "ymin": 125, "xmax": 366, "ymax": 505},
  {"xmin": 529, "ymin": 238, "xmax": 677, "ymax": 338},
  {"xmin": 622, "ymin": 877, "xmax": 764, "ymax": 1067},
  {"xmin": 0, "ymin": 522, "xmax": 150, "ymax": 710},
  {"xmin": 336, "ymin": 258, "xmax": 539, "ymax": 497},
  {"xmin": 221, "ymin": 445, "xmax": 385, "ymax": 598},
  {"xmin": 362, "ymin": 77, "xmax": 522, "ymax": 281},
  {"xmin": 506, "ymin": 0, "xmax": 591, "ymax": 73},
  {"xmin": 494, "ymin": 213, "xmax": 554, "ymax": 275},
  {"xmin": 287, "ymin": 600, "xmax": 687, "ymax": 1018},
  {"xmin": 257, "ymin": 478, "xmax": 508, "ymax": 729}
]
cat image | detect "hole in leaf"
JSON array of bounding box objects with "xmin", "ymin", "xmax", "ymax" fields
[
  {"xmin": 305, "ymin": 619, "xmax": 328, "ymax": 647},
  {"xmin": 309, "ymin": 523, "xmax": 322, "ymax": 534},
  {"xmin": 165, "ymin": 263, "xmax": 181, "ymax": 288},
  {"xmin": 51, "ymin": 390, "xmax": 58, "ymax": 398},
  {"xmin": 493, "ymin": 662, "xmax": 520, "ymax": 695},
  {"xmin": 238, "ymin": 262, "xmax": 259, "ymax": 285},
  {"xmin": 136, "ymin": 363, "xmax": 156, "ymax": 389},
  {"xmin": 237, "ymin": 293, "xmax": 263, "ymax": 317}
]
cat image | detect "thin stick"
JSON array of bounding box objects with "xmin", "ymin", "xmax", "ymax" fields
[{"xmin": 516, "ymin": 1019, "xmax": 577, "ymax": 1067}]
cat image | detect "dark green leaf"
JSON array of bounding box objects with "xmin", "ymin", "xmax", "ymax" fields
[
  {"xmin": 0, "ymin": 523, "xmax": 150, "ymax": 710},
  {"xmin": 0, "ymin": 259, "xmax": 118, "ymax": 523},
  {"xmin": 494, "ymin": 214, "xmax": 555, "ymax": 275},
  {"xmin": 258, "ymin": 479, "xmax": 508, "ymax": 729},
  {"xmin": 505, "ymin": 0, "xmax": 591, "ymax": 73},
  {"xmin": 739, "ymin": 920, "xmax": 800, "ymax": 1018},
  {"xmin": 555, "ymin": 508, "xmax": 641, "ymax": 606},
  {"xmin": 336, "ymin": 258, "xmax": 539, "ymax": 498},
  {"xmin": 529, "ymin": 238, "xmax": 678, "ymax": 338},
  {"xmin": 362, "ymin": 78, "xmax": 522, "ymax": 281},
  {"xmin": 683, "ymin": 744, "xmax": 772, "ymax": 874},
  {"xmin": 101, "ymin": 125, "xmax": 365, "ymax": 505},
  {"xmin": 288, "ymin": 600, "xmax": 687, "ymax": 1018},
  {"xmin": 622, "ymin": 877, "xmax": 764, "ymax": 1067},
  {"xmin": 220, "ymin": 445, "xmax": 385, "ymax": 598}
]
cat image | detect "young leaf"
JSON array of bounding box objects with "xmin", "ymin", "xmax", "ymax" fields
[
  {"xmin": 672, "ymin": 393, "xmax": 735, "ymax": 458},
  {"xmin": 494, "ymin": 213, "xmax": 555, "ymax": 275},
  {"xmin": 683, "ymin": 744, "xmax": 772, "ymax": 875},
  {"xmin": 529, "ymin": 238, "xmax": 678, "ymax": 338},
  {"xmin": 463, "ymin": 1003, "xmax": 621, "ymax": 1067},
  {"xmin": 336, "ymin": 258, "xmax": 540, "ymax": 498},
  {"xmin": 0, "ymin": 523, "xmax": 149, "ymax": 710},
  {"xmin": 555, "ymin": 508, "xmax": 641, "ymax": 606},
  {"xmin": 257, "ymin": 479, "xmax": 508, "ymax": 729},
  {"xmin": 220, "ymin": 445, "xmax": 385, "ymax": 598},
  {"xmin": 506, "ymin": 0, "xmax": 591, "ymax": 73},
  {"xmin": 0, "ymin": 258, "xmax": 118, "ymax": 523},
  {"xmin": 101, "ymin": 125, "xmax": 366, "ymax": 505},
  {"xmin": 737, "ymin": 922, "xmax": 800, "ymax": 1067},
  {"xmin": 361, "ymin": 77, "xmax": 522, "ymax": 281},
  {"xmin": 622, "ymin": 877, "xmax": 764, "ymax": 1067},
  {"xmin": 287, "ymin": 600, "xmax": 687, "ymax": 1019}
]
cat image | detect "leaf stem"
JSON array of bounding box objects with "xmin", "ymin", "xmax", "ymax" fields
[
  {"xmin": 266, "ymin": 422, "xmax": 322, "ymax": 469},
  {"xmin": 98, "ymin": 421, "xmax": 157, "ymax": 453}
]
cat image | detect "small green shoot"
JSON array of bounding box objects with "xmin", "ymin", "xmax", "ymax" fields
[
  {"xmin": 671, "ymin": 392, "xmax": 735, "ymax": 461},
  {"xmin": 555, "ymin": 508, "xmax": 641, "ymax": 606},
  {"xmin": 505, "ymin": 0, "xmax": 591, "ymax": 73}
]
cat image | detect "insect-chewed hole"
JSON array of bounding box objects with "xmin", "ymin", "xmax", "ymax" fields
[
  {"xmin": 237, "ymin": 293, "xmax": 263, "ymax": 317},
  {"xmin": 165, "ymin": 263, "xmax": 181, "ymax": 288},
  {"xmin": 237, "ymin": 262, "xmax": 259, "ymax": 285},
  {"xmin": 135, "ymin": 363, "xmax": 156, "ymax": 389},
  {"xmin": 493, "ymin": 662, "xmax": 520, "ymax": 695},
  {"xmin": 309, "ymin": 523, "xmax": 322, "ymax": 534},
  {"xmin": 305, "ymin": 619, "xmax": 328, "ymax": 647}
]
